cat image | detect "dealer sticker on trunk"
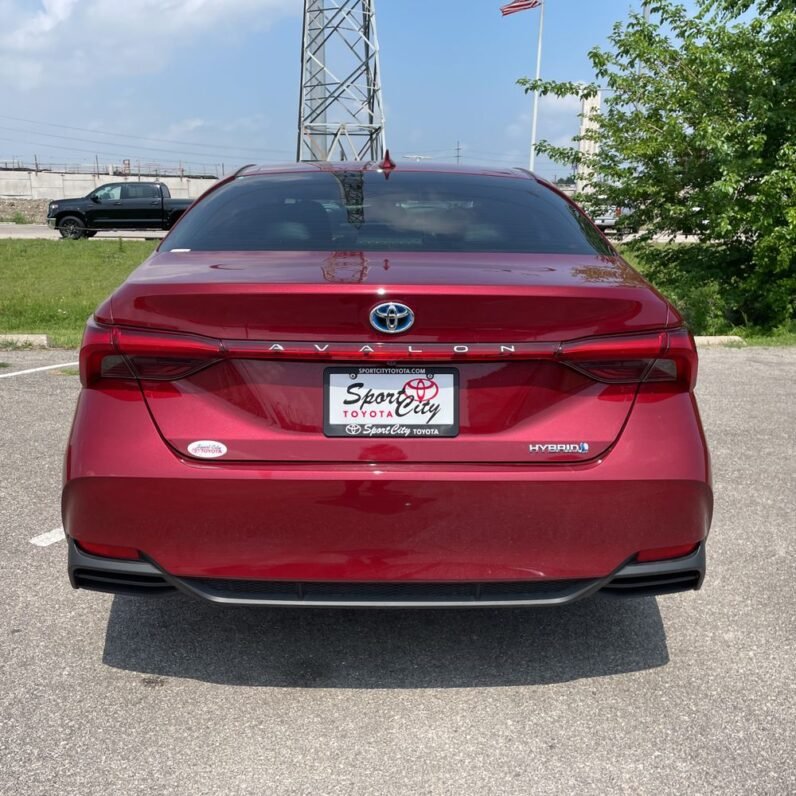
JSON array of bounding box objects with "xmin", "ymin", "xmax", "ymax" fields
[{"xmin": 324, "ymin": 367, "xmax": 459, "ymax": 438}]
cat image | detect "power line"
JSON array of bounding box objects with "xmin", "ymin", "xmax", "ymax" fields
[
  {"xmin": 0, "ymin": 124, "xmax": 283, "ymax": 162},
  {"xmin": 0, "ymin": 135, "xmax": 231, "ymax": 169},
  {"xmin": 0, "ymin": 113, "xmax": 291, "ymax": 157}
]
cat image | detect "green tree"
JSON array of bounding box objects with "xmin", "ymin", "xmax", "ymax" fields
[{"xmin": 519, "ymin": 0, "xmax": 795, "ymax": 330}]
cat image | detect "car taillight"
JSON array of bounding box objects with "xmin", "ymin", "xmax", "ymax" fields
[
  {"xmin": 79, "ymin": 318, "xmax": 221, "ymax": 386},
  {"xmin": 79, "ymin": 319, "xmax": 115, "ymax": 386},
  {"xmin": 79, "ymin": 319, "xmax": 698, "ymax": 389},
  {"xmin": 558, "ymin": 328, "xmax": 697, "ymax": 388}
]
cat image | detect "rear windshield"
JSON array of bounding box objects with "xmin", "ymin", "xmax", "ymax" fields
[{"xmin": 161, "ymin": 171, "xmax": 612, "ymax": 255}]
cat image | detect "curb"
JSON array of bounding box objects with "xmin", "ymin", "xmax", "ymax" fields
[
  {"xmin": 0, "ymin": 334, "xmax": 50, "ymax": 347},
  {"xmin": 693, "ymin": 335, "xmax": 745, "ymax": 347}
]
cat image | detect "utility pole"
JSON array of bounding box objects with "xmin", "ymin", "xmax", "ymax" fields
[
  {"xmin": 528, "ymin": 1, "xmax": 545, "ymax": 172},
  {"xmin": 297, "ymin": 0, "xmax": 386, "ymax": 162},
  {"xmin": 456, "ymin": 141, "xmax": 462, "ymax": 165}
]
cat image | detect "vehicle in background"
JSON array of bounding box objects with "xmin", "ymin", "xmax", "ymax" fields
[
  {"xmin": 592, "ymin": 205, "xmax": 629, "ymax": 234},
  {"xmin": 46, "ymin": 182, "xmax": 192, "ymax": 239}
]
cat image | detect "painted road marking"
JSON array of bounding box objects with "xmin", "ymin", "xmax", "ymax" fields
[
  {"xmin": 31, "ymin": 528, "xmax": 65, "ymax": 547},
  {"xmin": 0, "ymin": 362, "xmax": 78, "ymax": 379}
]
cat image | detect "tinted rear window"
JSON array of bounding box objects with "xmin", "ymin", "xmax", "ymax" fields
[
  {"xmin": 162, "ymin": 171, "xmax": 612, "ymax": 255},
  {"xmin": 123, "ymin": 183, "xmax": 160, "ymax": 200}
]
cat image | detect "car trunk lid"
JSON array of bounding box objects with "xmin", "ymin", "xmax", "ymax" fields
[{"xmin": 96, "ymin": 250, "xmax": 674, "ymax": 465}]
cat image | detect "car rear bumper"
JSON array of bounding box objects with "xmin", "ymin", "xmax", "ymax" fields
[
  {"xmin": 63, "ymin": 384, "xmax": 712, "ymax": 589},
  {"xmin": 67, "ymin": 537, "xmax": 706, "ymax": 606}
]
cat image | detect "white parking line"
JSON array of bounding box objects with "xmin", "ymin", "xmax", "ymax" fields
[
  {"xmin": 0, "ymin": 362, "xmax": 79, "ymax": 379},
  {"xmin": 31, "ymin": 528, "xmax": 65, "ymax": 547}
]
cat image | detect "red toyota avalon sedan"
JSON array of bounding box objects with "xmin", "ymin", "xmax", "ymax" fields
[{"xmin": 63, "ymin": 162, "xmax": 712, "ymax": 606}]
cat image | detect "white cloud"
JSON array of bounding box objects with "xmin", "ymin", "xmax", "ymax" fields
[
  {"xmin": 0, "ymin": 0, "xmax": 300, "ymax": 89},
  {"xmin": 3, "ymin": 0, "xmax": 79, "ymax": 51},
  {"xmin": 505, "ymin": 111, "xmax": 530, "ymax": 141},
  {"xmin": 506, "ymin": 94, "xmax": 582, "ymax": 144},
  {"xmin": 502, "ymin": 95, "xmax": 582, "ymax": 178},
  {"xmin": 160, "ymin": 118, "xmax": 207, "ymax": 140}
]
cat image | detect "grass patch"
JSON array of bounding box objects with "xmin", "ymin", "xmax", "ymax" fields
[
  {"xmin": 0, "ymin": 239, "xmax": 157, "ymax": 348},
  {"xmin": 0, "ymin": 362, "xmax": 10, "ymax": 368},
  {"xmin": 734, "ymin": 324, "xmax": 796, "ymax": 347}
]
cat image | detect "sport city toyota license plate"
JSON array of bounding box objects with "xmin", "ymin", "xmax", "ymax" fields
[{"xmin": 324, "ymin": 367, "xmax": 459, "ymax": 438}]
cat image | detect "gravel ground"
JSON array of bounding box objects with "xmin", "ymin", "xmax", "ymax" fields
[{"xmin": 0, "ymin": 346, "xmax": 794, "ymax": 795}]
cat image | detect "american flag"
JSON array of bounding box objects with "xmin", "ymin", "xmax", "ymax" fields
[{"xmin": 500, "ymin": 0, "xmax": 542, "ymax": 16}]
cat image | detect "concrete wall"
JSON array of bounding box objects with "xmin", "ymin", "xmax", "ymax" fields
[{"xmin": 0, "ymin": 170, "xmax": 219, "ymax": 200}]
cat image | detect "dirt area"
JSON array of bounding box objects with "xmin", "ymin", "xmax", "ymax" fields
[{"xmin": 0, "ymin": 198, "xmax": 49, "ymax": 224}]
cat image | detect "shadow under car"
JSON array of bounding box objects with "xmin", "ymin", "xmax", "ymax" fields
[{"xmin": 101, "ymin": 592, "xmax": 669, "ymax": 688}]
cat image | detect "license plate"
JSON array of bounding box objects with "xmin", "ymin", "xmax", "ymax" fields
[{"xmin": 324, "ymin": 367, "xmax": 459, "ymax": 438}]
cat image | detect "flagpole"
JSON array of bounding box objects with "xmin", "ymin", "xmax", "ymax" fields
[{"xmin": 529, "ymin": 0, "xmax": 544, "ymax": 172}]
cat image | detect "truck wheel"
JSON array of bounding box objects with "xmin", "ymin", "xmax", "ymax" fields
[{"xmin": 58, "ymin": 216, "xmax": 87, "ymax": 240}]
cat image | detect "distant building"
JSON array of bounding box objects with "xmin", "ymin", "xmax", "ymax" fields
[{"xmin": 576, "ymin": 91, "xmax": 601, "ymax": 193}]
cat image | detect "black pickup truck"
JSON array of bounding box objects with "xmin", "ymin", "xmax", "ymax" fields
[{"xmin": 46, "ymin": 182, "xmax": 193, "ymax": 239}]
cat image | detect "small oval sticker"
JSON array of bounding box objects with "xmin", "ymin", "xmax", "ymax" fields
[{"xmin": 187, "ymin": 440, "xmax": 228, "ymax": 459}]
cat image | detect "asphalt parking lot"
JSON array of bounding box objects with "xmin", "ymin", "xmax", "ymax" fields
[{"xmin": 1, "ymin": 346, "xmax": 794, "ymax": 795}]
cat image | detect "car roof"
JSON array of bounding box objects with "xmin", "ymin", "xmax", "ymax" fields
[{"xmin": 237, "ymin": 161, "xmax": 538, "ymax": 181}]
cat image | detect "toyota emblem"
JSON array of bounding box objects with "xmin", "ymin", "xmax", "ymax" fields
[{"xmin": 369, "ymin": 302, "xmax": 414, "ymax": 334}]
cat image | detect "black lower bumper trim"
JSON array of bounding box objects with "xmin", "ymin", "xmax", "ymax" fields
[
  {"xmin": 180, "ymin": 576, "xmax": 594, "ymax": 606},
  {"xmin": 67, "ymin": 539, "xmax": 705, "ymax": 606},
  {"xmin": 68, "ymin": 540, "xmax": 174, "ymax": 596},
  {"xmin": 601, "ymin": 544, "xmax": 705, "ymax": 597}
]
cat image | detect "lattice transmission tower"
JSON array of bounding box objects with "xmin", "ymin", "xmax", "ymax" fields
[{"xmin": 297, "ymin": 0, "xmax": 386, "ymax": 162}]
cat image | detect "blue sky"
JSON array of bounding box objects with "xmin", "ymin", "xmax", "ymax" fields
[{"xmin": 0, "ymin": 0, "xmax": 651, "ymax": 180}]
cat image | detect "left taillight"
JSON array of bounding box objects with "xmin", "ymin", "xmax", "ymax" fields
[
  {"xmin": 79, "ymin": 319, "xmax": 222, "ymax": 387},
  {"xmin": 79, "ymin": 319, "xmax": 117, "ymax": 386}
]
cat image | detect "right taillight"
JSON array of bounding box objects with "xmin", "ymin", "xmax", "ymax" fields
[{"xmin": 559, "ymin": 328, "xmax": 697, "ymax": 389}]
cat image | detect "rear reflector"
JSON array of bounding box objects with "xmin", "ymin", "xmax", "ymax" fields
[
  {"xmin": 636, "ymin": 543, "xmax": 700, "ymax": 563},
  {"xmin": 76, "ymin": 540, "xmax": 141, "ymax": 560}
]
